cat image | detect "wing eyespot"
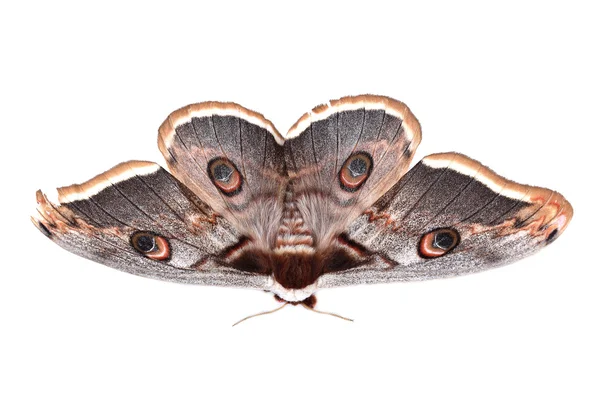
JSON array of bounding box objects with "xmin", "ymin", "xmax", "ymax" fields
[
  {"xmin": 418, "ymin": 228, "xmax": 460, "ymax": 258},
  {"xmin": 339, "ymin": 152, "xmax": 373, "ymax": 192},
  {"xmin": 131, "ymin": 231, "xmax": 171, "ymax": 261},
  {"xmin": 207, "ymin": 157, "xmax": 243, "ymax": 196}
]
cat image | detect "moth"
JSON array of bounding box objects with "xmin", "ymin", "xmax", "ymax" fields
[{"xmin": 33, "ymin": 95, "xmax": 572, "ymax": 314}]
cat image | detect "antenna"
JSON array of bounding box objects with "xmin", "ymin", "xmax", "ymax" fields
[
  {"xmin": 232, "ymin": 303, "xmax": 288, "ymax": 327},
  {"xmin": 301, "ymin": 303, "xmax": 354, "ymax": 322}
]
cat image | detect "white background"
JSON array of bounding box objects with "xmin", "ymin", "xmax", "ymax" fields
[{"xmin": 1, "ymin": 1, "xmax": 598, "ymax": 399}]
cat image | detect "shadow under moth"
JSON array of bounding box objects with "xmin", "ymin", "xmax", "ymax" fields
[{"xmin": 32, "ymin": 95, "xmax": 573, "ymax": 321}]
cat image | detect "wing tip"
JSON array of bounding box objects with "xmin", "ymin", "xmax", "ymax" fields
[
  {"xmin": 421, "ymin": 152, "xmax": 573, "ymax": 239},
  {"xmin": 32, "ymin": 188, "xmax": 68, "ymax": 239},
  {"xmin": 539, "ymin": 190, "xmax": 573, "ymax": 241}
]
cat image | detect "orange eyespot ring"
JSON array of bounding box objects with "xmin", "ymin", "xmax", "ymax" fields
[
  {"xmin": 418, "ymin": 228, "xmax": 460, "ymax": 259},
  {"xmin": 130, "ymin": 231, "xmax": 171, "ymax": 261},
  {"xmin": 339, "ymin": 152, "xmax": 373, "ymax": 192},
  {"xmin": 207, "ymin": 157, "xmax": 243, "ymax": 196}
]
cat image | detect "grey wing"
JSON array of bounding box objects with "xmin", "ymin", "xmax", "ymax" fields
[
  {"xmin": 32, "ymin": 161, "xmax": 271, "ymax": 289},
  {"xmin": 317, "ymin": 152, "xmax": 573, "ymax": 288}
]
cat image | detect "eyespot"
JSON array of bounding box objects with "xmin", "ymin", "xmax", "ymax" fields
[
  {"xmin": 418, "ymin": 228, "xmax": 460, "ymax": 258},
  {"xmin": 207, "ymin": 157, "xmax": 243, "ymax": 196},
  {"xmin": 130, "ymin": 231, "xmax": 171, "ymax": 261},
  {"xmin": 339, "ymin": 152, "xmax": 373, "ymax": 192}
]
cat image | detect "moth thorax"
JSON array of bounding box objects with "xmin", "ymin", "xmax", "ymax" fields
[{"xmin": 275, "ymin": 182, "xmax": 314, "ymax": 249}]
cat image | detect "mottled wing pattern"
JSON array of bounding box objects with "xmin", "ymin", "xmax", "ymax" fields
[
  {"xmin": 32, "ymin": 161, "xmax": 270, "ymax": 288},
  {"xmin": 158, "ymin": 102, "xmax": 287, "ymax": 250},
  {"xmin": 318, "ymin": 153, "xmax": 573, "ymax": 288},
  {"xmin": 283, "ymin": 95, "xmax": 422, "ymax": 249},
  {"xmin": 32, "ymin": 95, "xmax": 573, "ymax": 299}
]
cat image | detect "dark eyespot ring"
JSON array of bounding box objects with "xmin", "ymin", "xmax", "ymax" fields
[
  {"xmin": 207, "ymin": 157, "xmax": 243, "ymax": 196},
  {"xmin": 130, "ymin": 231, "xmax": 171, "ymax": 261},
  {"xmin": 339, "ymin": 152, "xmax": 373, "ymax": 192},
  {"xmin": 418, "ymin": 228, "xmax": 460, "ymax": 258}
]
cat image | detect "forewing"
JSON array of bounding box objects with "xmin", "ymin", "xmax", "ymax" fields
[
  {"xmin": 32, "ymin": 161, "xmax": 271, "ymax": 288},
  {"xmin": 318, "ymin": 153, "xmax": 573, "ymax": 288},
  {"xmin": 283, "ymin": 95, "xmax": 422, "ymax": 247}
]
